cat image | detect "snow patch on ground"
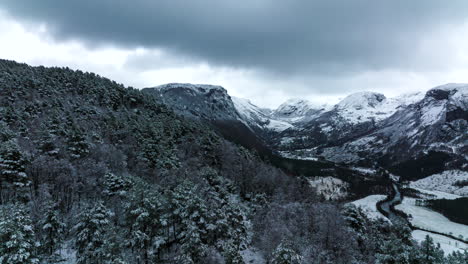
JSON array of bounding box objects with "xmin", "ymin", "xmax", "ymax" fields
[
  {"xmin": 410, "ymin": 170, "xmax": 468, "ymax": 196},
  {"xmin": 412, "ymin": 230, "xmax": 467, "ymax": 255},
  {"xmin": 396, "ymin": 197, "xmax": 468, "ymax": 240},
  {"xmin": 351, "ymin": 167, "xmax": 377, "ymax": 175},
  {"xmin": 410, "ymin": 187, "xmax": 462, "ymax": 200},
  {"xmin": 265, "ymin": 119, "xmax": 293, "ymax": 132},
  {"xmin": 308, "ymin": 176, "xmax": 349, "ymax": 200},
  {"xmin": 278, "ymin": 149, "xmax": 320, "ymax": 161},
  {"xmin": 241, "ymin": 248, "xmax": 266, "ymax": 264},
  {"xmin": 420, "ymin": 103, "xmax": 444, "ymax": 127},
  {"xmin": 350, "ymin": 195, "xmax": 388, "ymax": 221}
]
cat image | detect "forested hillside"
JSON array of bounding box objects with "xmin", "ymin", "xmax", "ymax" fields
[{"xmin": 0, "ymin": 59, "xmax": 466, "ymax": 263}]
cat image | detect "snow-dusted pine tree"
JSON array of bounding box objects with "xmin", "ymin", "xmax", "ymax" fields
[
  {"xmin": 125, "ymin": 184, "xmax": 168, "ymax": 264},
  {"xmin": 103, "ymin": 172, "xmax": 132, "ymax": 196},
  {"xmin": 270, "ymin": 242, "xmax": 302, "ymax": 264},
  {"xmin": 66, "ymin": 129, "xmax": 89, "ymax": 159},
  {"xmin": 0, "ymin": 140, "xmax": 31, "ymax": 203},
  {"xmin": 0, "ymin": 204, "xmax": 39, "ymax": 264},
  {"xmin": 37, "ymin": 131, "xmax": 59, "ymax": 157},
  {"xmin": 74, "ymin": 201, "xmax": 114, "ymax": 264},
  {"xmin": 445, "ymin": 249, "xmax": 468, "ymax": 264},
  {"xmin": 170, "ymin": 181, "xmax": 209, "ymax": 263},
  {"xmin": 420, "ymin": 235, "xmax": 444, "ymax": 264},
  {"xmin": 40, "ymin": 202, "xmax": 66, "ymax": 255}
]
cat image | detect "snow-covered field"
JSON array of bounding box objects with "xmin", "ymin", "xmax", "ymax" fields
[
  {"xmin": 308, "ymin": 176, "xmax": 349, "ymax": 200},
  {"xmin": 410, "ymin": 170, "xmax": 468, "ymax": 196},
  {"xmin": 396, "ymin": 197, "xmax": 468, "ymax": 240},
  {"xmin": 350, "ymin": 195, "xmax": 388, "ymax": 221},
  {"xmin": 278, "ymin": 150, "xmax": 319, "ymax": 161},
  {"xmin": 410, "ymin": 187, "xmax": 461, "ymax": 200},
  {"xmin": 351, "ymin": 167, "xmax": 377, "ymax": 175},
  {"xmin": 400, "ymin": 172, "xmax": 468, "ymax": 255},
  {"xmin": 412, "ymin": 230, "xmax": 467, "ymax": 255}
]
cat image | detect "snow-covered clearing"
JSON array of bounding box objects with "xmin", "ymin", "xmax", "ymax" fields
[
  {"xmin": 278, "ymin": 150, "xmax": 319, "ymax": 161},
  {"xmin": 410, "ymin": 170, "xmax": 468, "ymax": 196},
  {"xmin": 396, "ymin": 197, "xmax": 468, "ymax": 241},
  {"xmin": 265, "ymin": 119, "xmax": 293, "ymax": 132},
  {"xmin": 350, "ymin": 195, "xmax": 388, "ymax": 221},
  {"xmin": 308, "ymin": 176, "xmax": 349, "ymax": 200},
  {"xmin": 351, "ymin": 167, "xmax": 377, "ymax": 175},
  {"xmin": 411, "ymin": 187, "xmax": 461, "ymax": 200},
  {"xmin": 412, "ymin": 230, "xmax": 467, "ymax": 255}
]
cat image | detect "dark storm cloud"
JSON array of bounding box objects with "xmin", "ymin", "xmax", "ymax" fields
[{"xmin": 2, "ymin": 0, "xmax": 468, "ymax": 75}]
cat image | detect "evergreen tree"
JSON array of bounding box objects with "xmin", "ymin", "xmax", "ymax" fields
[
  {"xmin": 66, "ymin": 129, "xmax": 90, "ymax": 159},
  {"xmin": 223, "ymin": 241, "xmax": 245, "ymax": 264},
  {"xmin": 40, "ymin": 202, "xmax": 66, "ymax": 255},
  {"xmin": 0, "ymin": 121, "xmax": 15, "ymax": 142},
  {"xmin": 0, "ymin": 140, "xmax": 31, "ymax": 203},
  {"xmin": 103, "ymin": 172, "xmax": 132, "ymax": 196},
  {"xmin": 139, "ymin": 137, "xmax": 179, "ymax": 170},
  {"xmin": 375, "ymin": 235, "xmax": 417, "ymax": 264},
  {"xmin": 37, "ymin": 131, "xmax": 59, "ymax": 157},
  {"xmin": 74, "ymin": 202, "xmax": 114, "ymax": 264},
  {"xmin": 0, "ymin": 204, "xmax": 39, "ymax": 264},
  {"xmin": 201, "ymin": 169, "xmax": 247, "ymax": 255},
  {"xmin": 125, "ymin": 184, "xmax": 168, "ymax": 264},
  {"xmin": 419, "ymin": 235, "xmax": 444, "ymax": 264},
  {"xmin": 270, "ymin": 242, "xmax": 302, "ymax": 264},
  {"xmin": 170, "ymin": 181, "xmax": 210, "ymax": 263},
  {"xmin": 445, "ymin": 249, "xmax": 468, "ymax": 264}
]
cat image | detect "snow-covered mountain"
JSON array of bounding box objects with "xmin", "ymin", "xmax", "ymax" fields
[
  {"xmin": 333, "ymin": 91, "xmax": 424, "ymax": 124},
  {"xmin": 143, "ymin": 83, "xmax": 240, "ymax": 120},
  {"xmin": 313, "ymin": 84, "xmax": 467, "ymax": 177},
  {"xmin": 143, "ymin": 83, "xmax": 292, "ymax": 133},
  {"xmin": 144, "ymin": 82, "xmax": 467, "ymax": 179},
  {"xmin": 232, "ymin": 97, "xmax": 292, "ymax": 132},
  {"xmin": 272, "ymin": 98, "xmax": 328, "ymax": 122}
]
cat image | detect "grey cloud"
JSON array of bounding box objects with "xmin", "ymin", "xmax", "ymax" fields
[{"xmin": 1, "ymin": 0, "xmax": 468, "ymax": 75}]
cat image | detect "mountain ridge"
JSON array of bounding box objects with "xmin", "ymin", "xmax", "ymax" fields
[{"xmin": 145, "ymin": 82, "xmax": 467, "ymax": 180}]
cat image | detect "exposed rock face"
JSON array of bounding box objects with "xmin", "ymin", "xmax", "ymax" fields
[
  {"xmin": 144, "ymin": 82, "xmax": 467, "ymax": 178},
  {"xmin": 143, "ymin": 83, "xmax": 240, "ymax": 121}
]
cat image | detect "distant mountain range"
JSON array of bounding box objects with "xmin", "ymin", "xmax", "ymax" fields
[{"xmin": 143, "ymin": 83, "xmax": 468, "ymax": 180}]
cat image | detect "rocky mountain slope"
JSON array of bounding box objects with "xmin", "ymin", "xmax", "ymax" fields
[{"xmin": 148, "ymin": 82, "xmax": 467, "ymax": 180}]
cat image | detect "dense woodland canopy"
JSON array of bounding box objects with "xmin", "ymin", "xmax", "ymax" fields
[{"xmin": 0, "ymin": 59, "xmax": 466, "ymax": 263}]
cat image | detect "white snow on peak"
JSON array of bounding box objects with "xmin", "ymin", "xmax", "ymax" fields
[
  {"xmin": 431, "ymin": 83, "xmax": 468, "ymax": 91},
  {"xmin": 445, "ymin": 84, "xmax": 468, "ymax": 110},
  {"xmin": 336, "ymin": 92, "xmax": 386, "ymax": 110},
  {"xmin": 232, "ymin": 96, "xmax": 292, "ymax": 132},
  {"xmin": 232, "ymin": 97, "xmax": 268, "ymax": 121},
  {"xmin": 156, "ymin": 83, "xmax": 227, "ymax": 94},
  {"xmin": 426, "ymin": 83, "xmax": 468, "ymax": 109},
  {"xmin": 389, "ymin": 91, "xmax": 425, "ymax": 107},
  {"xmin": 274, "ymin": 98, "xmax": 328, "ymax": 120},
  {"xmin": 334, "ymin": 91, "xmax": 424, "ymax": 125}
]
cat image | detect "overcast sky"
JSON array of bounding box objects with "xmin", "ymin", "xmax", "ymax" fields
[{"xmin": 1, "ymin": 1, "xmax": 468, "ymax": 108}]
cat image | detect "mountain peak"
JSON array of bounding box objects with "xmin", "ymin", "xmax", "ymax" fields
[
  {"xmin": 155, "ymin": 83, "xmax": 228, "ymax": 94},
  {"xmin": 144, "ymin": 83, "xmax": 238, "ymax": 120},
  {"xmin": 336, "ymin": 92, "xmax": 386, "ymax": 110},
  {"xmin": 274, "ymin": 98, "xmax": 326, "ymax": 119}
]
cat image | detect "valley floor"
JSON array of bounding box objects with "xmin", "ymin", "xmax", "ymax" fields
[{"xmin": 351, "ymin": 170, "xmax": 468, "ymax": 255}]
